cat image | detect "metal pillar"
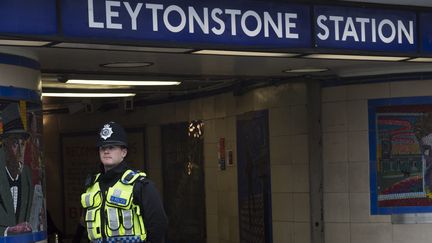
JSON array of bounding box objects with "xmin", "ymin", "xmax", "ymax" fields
[{"xmin": 307, "ymin": 80, "xmax": 324, "ymax": 243}]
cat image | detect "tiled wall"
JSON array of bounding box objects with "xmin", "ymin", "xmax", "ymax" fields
[
  {"xmin": 43, "ymin": 81, "xmax": 310, "ymax": 242},
  {"xmin": 322, "ymin": 80, "xmax": 432, "ymax": 243},
  {"xmin": 44, "ymin": 79, "xmax": 432, "ymax": 243},
  {"xmin": 268, "ymin": 85, "xmax": 310, "ymax": 243}
]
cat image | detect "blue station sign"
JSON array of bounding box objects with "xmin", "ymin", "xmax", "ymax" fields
[
  {"xmin": 314, "ymin": 6, "xmax": 417, "ymax": 53},
  {"xmin": 0, "ymin": 0, "xmax": 431, "ymax": 55},
  {"xmin": 0, "ymin": 0, "xmax": 57, "ymax": 35},
  {"xmin": 61, "ymin": 0, "xmax": 311, "ymax": 49}
]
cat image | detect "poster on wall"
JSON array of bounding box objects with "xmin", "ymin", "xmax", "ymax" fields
[
  {"xmin": 369, "ymin": 96, "xmax": 432, "ymax": 214},
  {"xmin": 0, "ymin": 100, "xmax": 46, "ymax": 242},
  {"xmin": 237, "ymin": 110, "xmax": 272, "ymax": 243},
  {"xmin": 61, "ymin": 129, "xmax": 145, "ymax": 237}
]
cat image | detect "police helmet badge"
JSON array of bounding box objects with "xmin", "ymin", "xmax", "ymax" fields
[{"xmin": 100, "ymin": 124, "xmax": 114, "ymax": 140}]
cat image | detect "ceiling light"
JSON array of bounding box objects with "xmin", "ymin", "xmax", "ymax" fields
[
  {"xmin": 305, "ymin": 54, "xmax": 409, "ymax": 62},
  {"xmin": 193, "ymin": 50, "xmax": 299, "ymax": 57},
  {"xmin": 101, "ymin": 62, "xmax": 153, "ymax": 68},
  {"xmin": 407, "ymin": 58, "xmax": 432, "ymax": 62},
  {"xmin": 53, "ymin": 43, "xmax": 192, "ymax": 53},
  {"xmin": 42, "ymin": 82, "xmax": 130, "ymax": 89},
  {"xmin": 42, "ymin": 93, "xmax": 136, "ymax": 97},
  {"xmin": 66, "ymin": 80, "xmax": 181, "ymax": 86},
  {"xmin": 0, "ymin": 39, "xmax": 51, "ymax": 47},
  {"xmin": 284, "ymin": 68, "xmax": 328, "ymax": 73}
]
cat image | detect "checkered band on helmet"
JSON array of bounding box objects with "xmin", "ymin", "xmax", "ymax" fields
[{"xmin": 96, "ymin": 121, "xmax": 128, "ymax": 148}]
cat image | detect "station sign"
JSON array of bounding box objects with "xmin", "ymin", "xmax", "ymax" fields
[
  {"xmin": 0, "ymin": 0, "xmax": 57, "ymax": 35},
  {"xmin": 0, "ymin": 0, "xmax": 431, "ymax": 55},
  {"xmin": 314, "ymin": 6, "xmax": 417, "ymax": 53},
  {"xmin": 61, "ymin": 0, "xmax": 311, "ymax": 49}
]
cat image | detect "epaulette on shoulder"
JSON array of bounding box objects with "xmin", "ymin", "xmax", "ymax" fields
[
  {"xmin": 121, "ymin": 170, "xmax": 147, "ymax": 185},
  {"xmin": 137, "ymin": 176, "xmax": 149, "ymax": 184},
  {"xmin": 84, "ymin": 173, "xmax": 100, "ymax": 188}
]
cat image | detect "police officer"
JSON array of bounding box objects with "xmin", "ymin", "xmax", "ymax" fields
[{"xmin": 81, "ymin": 121, "xmax": 168, "ymax": 243}]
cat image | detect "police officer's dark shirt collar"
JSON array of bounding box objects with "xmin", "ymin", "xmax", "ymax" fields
[{"xmin": 99, "ymin": 160, "xmax": 130, "ymax": 182}]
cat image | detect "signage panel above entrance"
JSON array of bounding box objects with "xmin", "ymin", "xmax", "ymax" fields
[
  {"xmin": 1, "ymin": 0, "xmax": 431, "ymax": 56},
  {"xmin": 61, "ymin": 0, "xmax": 312, "ymax": 49},
  {"xmin": 0, "ymin": 0, "xmax": 57, "ymax": 35}
]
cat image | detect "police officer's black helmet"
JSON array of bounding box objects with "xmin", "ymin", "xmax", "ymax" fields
[{"xmin": 96, "ymin": 121, "xmax": 128, "ymax": 148}]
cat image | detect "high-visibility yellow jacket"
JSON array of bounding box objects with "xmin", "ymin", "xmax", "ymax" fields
[{"xmin": 81, "ymin": 170, "xmax": 147, "ymax": 242}]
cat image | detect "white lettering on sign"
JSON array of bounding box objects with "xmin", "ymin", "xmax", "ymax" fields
[
  {"xmin": 398, "ymin": 20, "xmax": 414, "ymax": 44},
  {"xmin": 225, "ymin": 9, "xmax": 241, "ymax": 36},
  {"xmin": 241, "ymin": 10, "xmax": 262, "ymax": 37},
  {"xmin": 356, "ymin": 17, "xmax": 369, "ymax": 42},
  {"xmin": 124, "ymin": 2, "xmax": 143, "ymax": 30},
  {"xmin": 163, "ymin": 5, "xmax": 186, "ymax": 33},
  {"xmin": 106, "ymin": 1, "xmax": 122, "ymax": 29},
  {"xmin": 285, "ymin": 13, "xmax": 298, "ymax": 39},
  {"xmin": 87, "ymin": 0, "xmax": 301, "ymax": 39},
  {"xmin": 189, "ymin": 7, "xmax": 209, "ymax": 34},
  {"xmin": 88, "ymin": 0, "xmax": 145, "ymax": 30},
  {"xmin": 88, "ymin": 0, "xmax": 104, "ymax": 28},
  {"xmin": 316, "ymin": 14, "xmax": 414, "ymax": 44},
  {"xmin": 211, "ymin": 8, "xmax": 225, "ymax": 35},
  {"xmin": 378, "ymin": 19, "xmax": 395, "ymax": 43},
  {"xmin": 145, "ymin": 3, "xmax": 163, "ymax": 31},
  {"xmin": 264, "ymin": 12, "xmax": 282, "ymax": 38},
  {"xmin": 342, "ymin": 17, "xmax": 358, "ymax": 41},
  {"xmin": 316, "ymin": 15, "xmax": 329, "ymax": 40}
]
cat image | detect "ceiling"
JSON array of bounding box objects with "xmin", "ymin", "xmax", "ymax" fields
[{"xmin": 12, "ymin": 0, "xmax": 432, "ymax": 113}]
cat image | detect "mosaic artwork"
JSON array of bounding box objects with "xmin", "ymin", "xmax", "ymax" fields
[
  {"xmin": 369, "ymin": 97, "xmax": 432, "ymax": 214},
  {"xmin": 0, "ymin": 100, "xmax": 46, "ymax": 242},
  {"xmin": 237, "ymin": 110, "xmax": 272, "ymax": 243}
]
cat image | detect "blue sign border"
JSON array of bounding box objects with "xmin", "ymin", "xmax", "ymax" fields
[
  {"xmin": 419, "ymin": 12, "xmax": 432, "ymax": 54},
  {"xmin": 0, "ymin": 0, "xmax": 57, "ymax": 36}
]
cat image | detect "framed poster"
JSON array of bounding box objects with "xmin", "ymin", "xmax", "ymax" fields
[
  {"xmin": 60, "ymin": 128, "xmax": 146, "ymax": 237},
  {"xmin": 369, "ymin": 96, "xmax": 432, "ymax": 214}
]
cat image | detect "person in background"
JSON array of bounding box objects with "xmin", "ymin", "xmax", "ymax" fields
[{"xmin": 80, "ymin": 121, "xmax": 168, "ymax": 243}]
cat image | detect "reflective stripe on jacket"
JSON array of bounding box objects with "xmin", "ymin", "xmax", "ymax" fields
[{"xmin": 81, "ymin": 170, "xmax": 147, "ymax": 242}]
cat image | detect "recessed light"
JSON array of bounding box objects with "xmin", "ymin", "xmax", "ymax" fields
[
  {"xmin": 53, "ymin": 43, "xmax": 192, "ymax": 53},
  {"xmin": 407, "ymin": 58, "xmax": 432, "ymax": 62},
  {"xmin": 100, "ymin": 62, "xmax": 153, "ymax": 68},
  {"xmin": 66, "ymin": 79, "xmax": 181, "ymax": 86},
  {"xmin": 193, "ymin": 50, "xmax": 299, "ymax": 57},
  {"xmin": 42, "ymin": 82, "xmax": 130, "ymax": 89},
  {"xmin": 0, "ymin": 39, "xmax": 51, "ymax": 46},
  {"xmin": 42, "ymin": 93, "xmax": 136, "ymax": 98},
  {"xmin": 305, "ymin": 54, "xmax": 409, "ymax": 62},
  {"xmin": 284, "ymin": 68, "xmax": 328, "ymax": 73}
]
